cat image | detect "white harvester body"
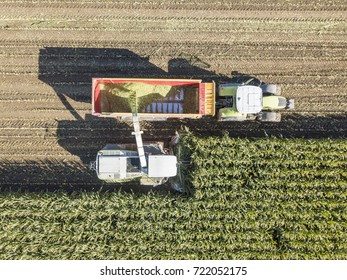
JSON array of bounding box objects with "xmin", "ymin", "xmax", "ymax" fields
[{"xmin": 90, "ymin": 113, "xmax": 177, "ymax": 185}]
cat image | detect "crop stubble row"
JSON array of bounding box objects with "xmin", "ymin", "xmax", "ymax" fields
[{"xmin": 0, "ymin": 0, "xmax": 346, "ymax": 11}]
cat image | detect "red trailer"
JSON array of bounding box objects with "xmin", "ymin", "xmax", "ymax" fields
[{"xmin": 92, "ymin": 78, "xmax": 216, "ymax": 120}]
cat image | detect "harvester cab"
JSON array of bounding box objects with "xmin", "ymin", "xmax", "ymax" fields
[{"xmin": 89, "ymin": 113, "xmax": 178, "ymax": 186}]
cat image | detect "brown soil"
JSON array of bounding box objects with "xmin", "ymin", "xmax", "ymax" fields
[{"xmin": 0, "ymin": 0, "xmax": 346, "ymax": 190}]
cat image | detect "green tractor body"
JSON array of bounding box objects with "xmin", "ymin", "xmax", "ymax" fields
[{"xmin": 217, "ymin": 83, "xmax": 294, "ymax": 122}]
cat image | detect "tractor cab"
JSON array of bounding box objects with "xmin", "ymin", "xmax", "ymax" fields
[
  {"xmin": 235, "ymin": 86, "xmax": 262, "ymax": 114},
  {"xmin": 217, "ymin": 84, "xmax": 262, "ymax": 121}
]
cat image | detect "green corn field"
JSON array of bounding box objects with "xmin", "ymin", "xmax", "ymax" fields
[{"xmin": 0, "ymin": 133, "xmax": 346, "ymax": 259}]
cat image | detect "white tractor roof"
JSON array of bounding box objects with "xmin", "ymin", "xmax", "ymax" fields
[
  {"xmin": 98, "ymin": 156, "xmax": 126, "ymax": 178},
  {"xmin": 236, "ymin": 86, "xmax": 262, "ymax": 114},
  {"xmin": 148, "ymin": 155, "xmax": 177, "ymax": 178}
]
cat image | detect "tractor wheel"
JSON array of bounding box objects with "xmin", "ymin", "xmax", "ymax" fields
[
  {"xmin": 259, "ymin": 112, "xmax": 281, "ymax": 122},
  {"xmin": 261, "ymin": 84, "xmax": 281, "ymax": 96}
]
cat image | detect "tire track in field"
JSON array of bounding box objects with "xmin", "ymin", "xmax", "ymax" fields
[
  {"xmin": 0, "ymin": 27, "xmax": 345, "ymax": 45},
  {"xmin": 0, "ymin": 16, "xmax": 345, "ymax": 35},
  {"xmin": 0, "ymin": 0, "xmax": 346, "ymax": 11},
  {"xmin": 1, "ymin": 40, "xmax": 346, "ymax": 49}
]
